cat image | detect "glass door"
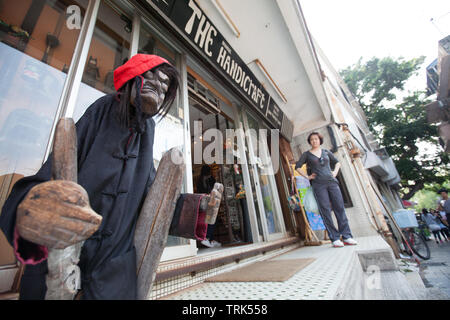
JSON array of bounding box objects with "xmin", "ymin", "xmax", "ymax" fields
[{"xmin": 242, "ymin": 111, "xmax": 285, "ymax": 241}]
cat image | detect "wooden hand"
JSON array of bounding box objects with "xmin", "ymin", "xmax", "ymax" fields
[
  {"xmin": 16, "ymin": 118, "xmax": 102, "ymax": 250},
  {"xmin": 16, "ymin": 180, "xmax": 102, "ymax": 249}
]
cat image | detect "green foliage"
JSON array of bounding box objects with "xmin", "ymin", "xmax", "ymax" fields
[
  {"xmin": 412, "ymin": 189, "xmax": 440, "ymax": 212},
  {"xmin": 340, "ymin": 56, "xmax": 450, "ymax": 200},
  {"xmin": 413, "ymin": 181, "xmax": 450, "ymax": 211}
]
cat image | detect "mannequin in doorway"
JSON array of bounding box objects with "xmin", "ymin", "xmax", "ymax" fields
[{"xmin": 196, "ymin": 165, "xmax": 221, "ymax": 248}]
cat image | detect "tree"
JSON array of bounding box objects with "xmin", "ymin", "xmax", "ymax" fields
[
  {"xmin": 412, "ymin": 181, "xmax": 450, "ymax": 211},
  {"xmin": 412, "ymin": 189, "xmax": 439, "ymax": 212},
  {"xmin": 340, "ymin": 56, "xmax": 450, "ymax": 200}
]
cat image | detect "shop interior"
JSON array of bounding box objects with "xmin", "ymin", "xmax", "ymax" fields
[{"xmin": 188, "ymin": 73, "xmax": 252, "ymax": 250}]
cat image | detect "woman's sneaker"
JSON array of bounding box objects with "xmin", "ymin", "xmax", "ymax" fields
[
  {"xmin": 332, "ymin": 240, "xmax": 344, "ymax": 248},
  {"xmin": 343, "ymin": 238, "xmax": 358, "ymax": 245},
  {"xmin": 201, "ymin": 239, "xmax": 214, "ymax": 248},
  {"xmin": 211, "ymin": 240, "xmax": 222, "ymax": 248}
]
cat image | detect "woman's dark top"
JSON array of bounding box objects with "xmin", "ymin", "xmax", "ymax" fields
[{"xmin": 295, "ymin": 149, "xmax": 339, "ymax": 184}]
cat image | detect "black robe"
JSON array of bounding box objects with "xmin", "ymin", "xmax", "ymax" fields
[{"xmin": 0, "ymin": 94, "xmax": 158, "ymax": 299}]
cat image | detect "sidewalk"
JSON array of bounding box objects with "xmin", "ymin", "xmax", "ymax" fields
[
  {"xmin": 415, "ymin": 239, "xmax": 450, "ymax": 298},
  {"xmin": 162, "ymin": 234, "xmax": 450, "ymax": 300},
  {"xmin": 161, "ymin": 235, "xmax": 409, "ymax": 300}
]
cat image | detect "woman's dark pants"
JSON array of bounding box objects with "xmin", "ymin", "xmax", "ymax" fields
[{"xmin": 312, "ymin": 180, "xmax": 353, "ymax": 242}]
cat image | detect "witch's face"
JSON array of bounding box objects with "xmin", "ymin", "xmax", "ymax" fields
[{"xmin": 130, "ymin": 68, "xmax": 170, "ymax": 116}]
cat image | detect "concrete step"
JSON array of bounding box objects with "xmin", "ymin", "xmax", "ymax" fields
[{"xmin": 335, "ymin": 244, "xmax": 449, "ymax": 300}]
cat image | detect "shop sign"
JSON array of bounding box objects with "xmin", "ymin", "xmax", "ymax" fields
[
  {"xmin": 148, "ymin": 0, "xmax": 285, "ymax": 131},
  {"xmin": 266, "ymin": 99, "xmax": 283, "ymax": 130}
]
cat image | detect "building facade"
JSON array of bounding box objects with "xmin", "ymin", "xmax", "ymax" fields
[
  {"xmin": 426, "ymin": 35, "xmax": 450, "ymax": 152},
  {"xmin": 0, "ymin": 0, "xmax": 304, "ymax": 297},
  {"xmin": 0, "ymin": 0, "xmax": 403, "ymax": 298}
]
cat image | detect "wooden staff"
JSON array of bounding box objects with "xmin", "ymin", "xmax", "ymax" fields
[{"xmin": 134, "ymin": 147, "xmax": 185, "ymax": 300}]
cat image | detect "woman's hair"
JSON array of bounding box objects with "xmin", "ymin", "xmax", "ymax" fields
[
  {"xmin": 116, "ymin": 63, "xmax": 179, "ymax": 131},
  {"xmin": 307, "ymin": 132, "xmax": 324, "ymax": 145},
  {"xmin": 422, "ymin": 208, "xmax": 428, "ymax": 214}
]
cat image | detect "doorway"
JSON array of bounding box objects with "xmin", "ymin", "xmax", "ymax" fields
[{"xmin": 189, "ymin": 96, "xmax": 251, "ymax": 250}]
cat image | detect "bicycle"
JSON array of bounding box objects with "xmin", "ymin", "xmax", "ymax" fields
[
  {"xmin": 401, "ymin": 227, "xmax": 430, "ymax": 260},
  {"xmin": 385, "ymin": 213, "xmax": 431, "ymax": 261}
]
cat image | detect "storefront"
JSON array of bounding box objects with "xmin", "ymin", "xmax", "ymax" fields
[{"xmin": 0, "ymin": 0, "xmax": 297, "ymax": 295}]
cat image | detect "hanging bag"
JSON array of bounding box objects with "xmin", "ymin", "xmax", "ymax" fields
[
  {"xmin": 303, "ymin": 187, "xmax": 326, "ymax": 230},
  {"xmin": 304, "ymin": 187, "xmax": 319, "ymax": 214}
]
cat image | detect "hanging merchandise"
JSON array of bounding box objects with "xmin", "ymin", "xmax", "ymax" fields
[
  {"xmin": 302, "ymin": 188, "xmax": 326, "ymax": 231},
  {"xmin": 291, "ymin": 164, "xmax": 309, "ymax": 202},
  {"xmin": 305, "ymin": 210, "xmax": 326, "ymax": 231},
  {"xmin": 296, "ymin": 175, "xmax": 310, "ymax": 204},
  {"xmin": 303, "ymin": 188, "xmax": 319, "ymax": 214},
  {"xmin": 297, "ymin": 163, "xmax": 326, "ymax": 231},
  {"xmin": 235, "ymin": 184, "xmax": 246, "ymax": 199},
  {"xmin": 284, "ymin": 155, "xmax": 323, "ymax": 243},
  {"xmin": 288, "ymin": 193, "xmax": 301, "ymax": 212}
]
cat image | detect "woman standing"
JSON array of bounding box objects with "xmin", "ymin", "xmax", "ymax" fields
[{"xmin": 295, "ymin": 132, "xmax": 357, "ymax": 248}]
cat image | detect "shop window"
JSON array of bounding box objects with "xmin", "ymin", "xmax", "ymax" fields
[
  {"xmin": 237, "ymin": 112, "xmax": 263, "ymax": 240},
  {"xmin": 138, "ymin": 18, "xmax": 182, "ymax": 121},
  {"xmin": 0, "ymin": 0, "xmax": 86, "ymax": 266},
  {"xmin": 138, "ymin": 22, "xmax": 175, "ymax": 63},
  {"xmin": 73, "ymin": 0, "xmax": 132, "ymax": 121}
]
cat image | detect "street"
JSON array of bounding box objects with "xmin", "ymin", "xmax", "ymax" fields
[{"xmin": 417, "ymin": 238, "xmax": 450, "ymax": 298}]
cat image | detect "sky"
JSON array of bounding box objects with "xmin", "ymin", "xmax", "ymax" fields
[{"xmin": 300, "ymin": 0, "xmax": 450, "ymax": 92}]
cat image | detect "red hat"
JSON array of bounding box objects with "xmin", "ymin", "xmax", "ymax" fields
[{"xmin": 113, "ymin": 54, "xmax": 170, "ymax": 91}]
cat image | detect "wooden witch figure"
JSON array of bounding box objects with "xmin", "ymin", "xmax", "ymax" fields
[{"xmin": 0, "ymin": 54, "xmax": 223, "ymax": 300}]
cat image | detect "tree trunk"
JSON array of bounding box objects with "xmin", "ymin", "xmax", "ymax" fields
[{"xmin": 401, "ymin": 181, "xmax": 424, "ymax": 201}]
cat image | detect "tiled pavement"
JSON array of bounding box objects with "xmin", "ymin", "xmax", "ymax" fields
[
  {"xmin": 417, "ymin": 238, "xmax": 450, "ymax": 298},
  {"xmin": 161, "ymin": 235, "xmax": 392, "ymax": 300}
]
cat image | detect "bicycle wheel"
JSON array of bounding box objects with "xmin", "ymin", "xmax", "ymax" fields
[{"xmin": 409, "ymin": 230, "xmax": 431, "ymax": 260}]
